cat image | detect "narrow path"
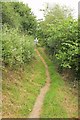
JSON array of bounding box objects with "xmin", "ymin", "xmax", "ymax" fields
[{"xmin": 28, "ymin": 49, "xmax": 51, "ymax": 118}]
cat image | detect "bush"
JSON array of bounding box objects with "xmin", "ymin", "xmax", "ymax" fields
[
  {"xmin": 37, "ymin": 4, "xmax": 79, "ymax": 74},
  {"xmin": 2, "ymin": 25, "xmax": 34, "ymax": 68}
]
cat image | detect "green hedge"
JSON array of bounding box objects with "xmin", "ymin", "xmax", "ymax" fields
[{"xmin": 2, "ymin": 25, "xmax": 34, "ymax": 68}]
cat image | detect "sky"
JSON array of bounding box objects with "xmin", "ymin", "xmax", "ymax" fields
[{"xmin": 19, "ymin": 0, "xmax": 79, "ymax": 20}]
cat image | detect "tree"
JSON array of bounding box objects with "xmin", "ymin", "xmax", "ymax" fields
[
  {"xmin": 1, "ymin": 2, "xmax": 37, "ymax": 35},
  {"xmin": 37, "ymin": 4, "xmax": 79, "ymax": 76}
]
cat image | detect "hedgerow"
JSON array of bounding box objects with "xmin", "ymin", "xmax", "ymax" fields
[
  {"xmin": 2, "ymin": 25, "xmax": 34, "ymax": 68},
  {"xmin": 37, "ymin": 4, "xmax": 79, "ymax": 76}
]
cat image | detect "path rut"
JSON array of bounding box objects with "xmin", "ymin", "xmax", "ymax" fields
[{"xmin": 28, "ymin": 49, "xmax": 50, "ymax": 118}]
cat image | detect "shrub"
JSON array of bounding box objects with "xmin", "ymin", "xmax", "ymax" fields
[{"xmin": 2, "ymin": 25, "xmax": 34, "ymax": 68}]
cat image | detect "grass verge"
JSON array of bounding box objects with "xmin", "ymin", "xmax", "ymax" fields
[
  {"xmin": 2, "ymin": 50, "xmax": 46, "ymax": 118},
  {"xmin": 38, "ymin": 47, "xmax": 78, "ymax": 118}
]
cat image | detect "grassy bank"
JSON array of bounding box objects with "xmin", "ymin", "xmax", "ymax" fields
[
  {"xmin": 38, "ymin": 47, "xmax": 78, "ymax": 118},
  {"xmin": 2, "ymin": 47, "xmax": 78, "ymax": 118},
  {"xmin": 2, "ymin": 50, "xmax": 46, "ymax": 118}
]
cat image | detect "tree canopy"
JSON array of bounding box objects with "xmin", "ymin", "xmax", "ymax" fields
[
  {"xmin": 37, "ymin": 4, "xmax": 79, "ymax": 77},
  {"xmin": 1, "ymin": 2, "xmax": 37, "ymax": 35}
]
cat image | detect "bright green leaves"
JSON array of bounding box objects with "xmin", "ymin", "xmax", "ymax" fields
[
  {"xmin": 37, "ymin": 4, "xmax": 79, "ymax": 72},
  {"xmin": 1, "ymin": 2, "xmax": 36, "ymax": 68},
  {"xmin": 2, "ymin": 25, "xmax": 34, "ymax": 68},
  {"xmin": 55, "ymin": 20, "xmax": 78, "ymax": 70}
]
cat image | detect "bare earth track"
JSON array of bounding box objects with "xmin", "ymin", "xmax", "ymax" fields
[{"xmin": 28, "ymin": 49, "xmax": 51, "ymax": 118}]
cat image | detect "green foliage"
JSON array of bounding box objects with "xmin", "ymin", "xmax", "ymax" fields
[
  {"xmin": 2, "ymin": 2, "xmax": 21, "ymax": 28},
  {"xmin": 2, "ymin": 50, "xmax": 46, "ymax": 117},
  {"xmin": 38, "ymin": 48, "xmax": 78, "ymax": 118},
  {"xmin": 37, "ymin": 4, "xmax": 79, "ymax": 73},
  {"xmin": 1, "ymin": 2, "xmax": 37, "ymax": 35},
  {"xmin": 2, "ymin": 25, "xmax": 34, "ymax": 68},
  {"xmin": 1, "ymin": 2, "xmax": 37, "ymax": 68}
]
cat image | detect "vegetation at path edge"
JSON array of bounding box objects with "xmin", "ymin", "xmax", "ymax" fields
[
  {"xmin": 38, "ymin": 48, "xmax": 78, "ymax": 118},
  {"xmin": 2, "ymin": 51, "xmax": 46, "ymax": 117}
]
